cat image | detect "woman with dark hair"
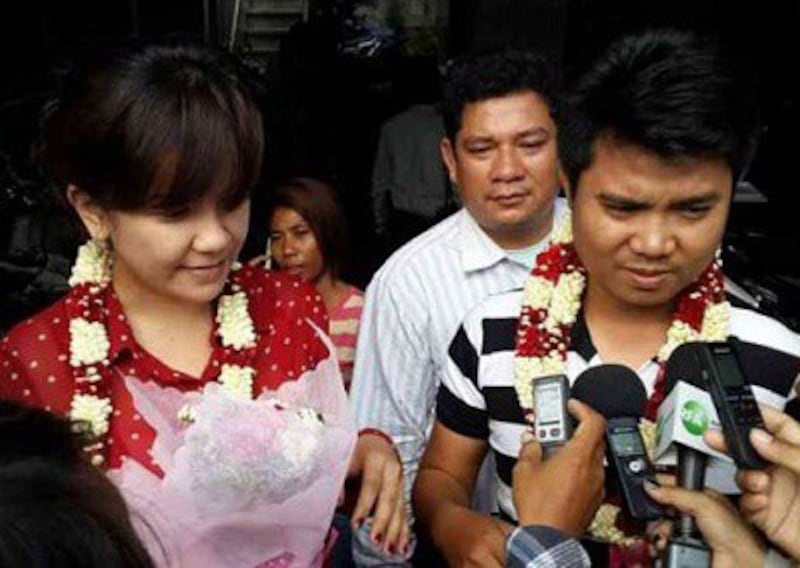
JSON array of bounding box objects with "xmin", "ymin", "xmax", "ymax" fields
[
  {"xmin": 0, "ymin": 401, "xmax": 154, "ymax": 568},
  {"xmin": 0, "ymin": 45, "xmax": 409, "ymax": 565},
  {"xmin": 266, "ymin": 178, "xmax": 364, "ymax": 388}
]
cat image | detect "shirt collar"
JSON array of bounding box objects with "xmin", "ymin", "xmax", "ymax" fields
[
  {"xmin": 457, "ymin": 210, "xmax": 509, "ymax": 273},
  {"xmin": 104, "ymin": 287, "xmax": 135, "ymax": 364},
  {"xmin": 571, "ymin": 310, "xmax": 597, "ymax": 362},
  {"xmin": 571, "ymin": 309, "xmax": 660, "ymax": 376},
  {"xmin": 456, "ymin": 198, "xmax": 568, "ymax": 274}
]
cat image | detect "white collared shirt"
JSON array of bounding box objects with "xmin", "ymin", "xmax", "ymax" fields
[{"xmin": 350, "ymin": 199, "xmax": 566, "ymax": 500}]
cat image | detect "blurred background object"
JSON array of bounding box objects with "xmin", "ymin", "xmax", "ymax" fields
[{"xmin": 2, "ymin": 0, "xmax": 799, "ymax": 331}]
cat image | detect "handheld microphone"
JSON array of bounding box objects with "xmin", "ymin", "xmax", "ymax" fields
[
  {"xmin": 668, "ymin": 341, "xmax": 765, "ymax": 470},
  {"xmin": 572, "ymin": 365, "xmax": 663, "ymax": 521},
  {"xmin": 663, "ymin": 345, "xmax": 713, "ymax": 567}
]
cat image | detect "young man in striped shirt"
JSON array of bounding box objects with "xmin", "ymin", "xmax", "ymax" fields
[{"xmin": 414, "ymin": 30, "xmax": 800, "ymax": 565}]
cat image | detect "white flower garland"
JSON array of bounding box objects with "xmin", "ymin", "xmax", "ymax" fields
[
  {"xmin": 67, "ymin": 241, "xmax": 258, "ymax": 463},
  {"xmin": 513, "ymin": 209, "xmax": 729, "ymax": 421},
  {"xmin": 218, "ymin": 364, "xmax": 256, "ymax": 401},
  {"xmin": 68, "ymin": 238, "xmax": 112, "ymax": 287},
  {"xmin": 513, "ymin": 207, "xmax": 730, "ymax": 546}
]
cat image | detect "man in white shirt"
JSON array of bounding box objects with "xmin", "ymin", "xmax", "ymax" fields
[{"xmin": 350, "ymin": 48, "xmax": 567, "ymax": 523}]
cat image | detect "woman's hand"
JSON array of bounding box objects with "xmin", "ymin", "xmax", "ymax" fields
[{"xmin": 348, "ymin": 431, "xmax": 410, "ymax": 555}]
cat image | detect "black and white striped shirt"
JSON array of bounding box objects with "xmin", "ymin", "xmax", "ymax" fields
[{"xmin": 437, "ymin": 289, "xmax": 800, "ymax": 520}]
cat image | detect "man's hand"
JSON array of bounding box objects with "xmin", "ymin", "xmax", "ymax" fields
[
  {"xmin": 512, "ymin": 399, "xmax": 607, "ymax": 537},
  {"xmin": 644, "ymin": 483, "xmax": 765, "ymax": 568},
  {"xmin": 706, "ymin": 405, "xmax": 800, "ymax": 560},
  {"xmin": 437, "ymin": 507, "xmax": 512, "ymax": 567},
  {"xmin": 414, "ymin": 423, "xmax": 507, "ymax": 565}
]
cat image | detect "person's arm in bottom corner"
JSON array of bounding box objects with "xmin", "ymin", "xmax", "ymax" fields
[
  {"xmin": 413, "ymin": 422, "xmax": 512, "ymax": 567},
  {"xmin": 504, "ymin": 400, "xmax": 605, "ymax": 567},
  {"xmin": 506, "ymin": 525, "xmax": 591, "ymax": 568}
]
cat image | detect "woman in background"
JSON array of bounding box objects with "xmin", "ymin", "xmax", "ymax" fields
[{"xmin": 266, "ymin": 178, "xmax": 364, "ymax": 389}]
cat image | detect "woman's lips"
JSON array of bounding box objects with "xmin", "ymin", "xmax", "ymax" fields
[{"xmin": 182, "ymin": 260, "xmax": 228, "ymax": 281}]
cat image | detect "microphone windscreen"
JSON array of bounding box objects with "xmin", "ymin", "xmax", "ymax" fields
[
  {"xmin": 571, "ymin": 364, "xmax": 647, "ymax": 419},
  {"xmin": 665, "ymin": 342, "xmax": 706, "ymax": 394}
]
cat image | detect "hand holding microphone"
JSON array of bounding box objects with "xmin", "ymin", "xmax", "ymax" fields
[
  {"xmin": 643, "ymin": 481, "xmax": 767, "ymax": 568},
  {"xmin": 706, "ymin": 405, "xmax": 800, "ymax": 561},
  {"xmin": 512, "ymin": 399, "xmax": 607, "ymax": 537}
]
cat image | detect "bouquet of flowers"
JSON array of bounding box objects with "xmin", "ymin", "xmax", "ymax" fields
[{"xmin": 108, "ymin": 334, "xmax": 356, "ymax": 567}]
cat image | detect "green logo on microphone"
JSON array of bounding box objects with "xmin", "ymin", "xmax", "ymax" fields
[{"xmin": 680, "ymin": 400, "xmax": 709, "ymax": 436}]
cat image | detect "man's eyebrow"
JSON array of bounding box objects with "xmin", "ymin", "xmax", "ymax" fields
[
  {"xmin": 669, "ymin": 191, "xmax": 722, "ymax": 207},
  {"xmin": 461, "ymin": 135, "xmax": 495, "ymax": 145},
  {"xmin": 596, "ymin": 192, "xmax": 651, "ymax": 208},
  {"xmin": 461, "ymin": 127, "xmax": 551, "ymax": 144},
  {"xmin": 516, "ymin": 127, "xmax": 551, "ymax": 138}
]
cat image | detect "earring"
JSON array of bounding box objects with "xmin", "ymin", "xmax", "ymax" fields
[
  {"xmin": 264, "ymin": 237, "xmax": 272, "ymax": 270},
  {"xmin": 69, "ymin": 238, "xmax": 112, "ymax": 287}
]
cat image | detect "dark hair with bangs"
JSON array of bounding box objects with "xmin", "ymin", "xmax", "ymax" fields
[
  {"xmin": 268, "ymin": 178, "xmax": 348, "ymax": 281},
  {"xmin": 442, "ymin": 48, "xmax": 561, "ymax": 142},
  {"xmin": 41, "ymin": 44, "xmax": 264, "ymax": 213},
  {"xmin": 558, "ymin": 29, "xmax": 759, "ymax": 192}
]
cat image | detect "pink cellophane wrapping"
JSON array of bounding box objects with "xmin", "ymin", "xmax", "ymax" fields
[{"xmin": 108, "ymin": 329, "xmax": 356, "ymax": 568}]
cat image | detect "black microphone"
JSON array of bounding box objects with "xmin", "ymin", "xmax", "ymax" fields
[
  {"xmin": 572, "ymin": 364, "xmax": 662, "ymax": 520},
  {"xmin": 572, "ymin": 364, "xmax": 648, "ymax": 419}
]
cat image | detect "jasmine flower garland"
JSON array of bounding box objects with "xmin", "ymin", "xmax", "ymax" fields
[
  {"xmin": 66, "ymin": 240, "xmax": 259, "ymax": 465},
  {"xmin": 513, "ymin": 207, "xmax": 730, "ymax": 544}
]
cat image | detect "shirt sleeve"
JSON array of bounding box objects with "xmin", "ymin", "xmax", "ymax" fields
[
  {"xmin": 349, "ymin": 271, "xmax": 435, "ymax": 502},
  {"xmin": 506, "ymin": 526, "xmax": 590, "ymax": 568},
  {"xmin": 436, "ymin": 323, "xmax": 489, "ymax": 439}
]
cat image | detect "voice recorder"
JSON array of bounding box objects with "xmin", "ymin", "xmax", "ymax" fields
[
  {"xmin": 532, "ymin": 374, "xmax": 573, "ymax": 453},
  {"xmin": 696, "ymin": 341, "xmax": 766, "ymax": 470},
  {"xmin": 606, "ymin": 417, "xmax": 663, "ymax": 520}
]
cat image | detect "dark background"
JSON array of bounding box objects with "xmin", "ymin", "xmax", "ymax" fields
[{"xmin": 2, "ymin": 0, "xmax": 799, "ymax": 331}]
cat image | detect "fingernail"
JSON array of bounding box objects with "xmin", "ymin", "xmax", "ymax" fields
[
  {"xmin": 520, "ymin": 429, "xmax": 535, "ymax": 444},
  {"xmin": 644, "ymin": 480, "xmax": 659, "ymax": 493},
  {"xmin": 751, "ymin": 428, "xmax": 773, "ymax": 445},
  {"xmin": 387, "ymin": 544, "xmax": 396, "ymax": 555},
  {"xmin": 371, "ymin": 532, "xmax": 382, "ymax": 544},
  {"xmin": 645, "ymin": 475, "xmax": 661, "ymax": 488}
]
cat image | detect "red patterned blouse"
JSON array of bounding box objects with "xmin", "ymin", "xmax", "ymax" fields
[{"xmin": 0, "ymin": 267, "xmax": 329, "ymax": 474}]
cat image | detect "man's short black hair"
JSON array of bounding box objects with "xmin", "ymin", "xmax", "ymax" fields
[
  {"xmin": 442, "ymin": 48, "xmax": 561, "ymax": 142},
  {"xmin": 558, "ymin": 29, "xmax": 759, "ymax": 191}
]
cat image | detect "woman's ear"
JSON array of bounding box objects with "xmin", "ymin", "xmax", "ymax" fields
[{"xmin": 66, "ymin": 185, "xmax": 111, "ymax": 240}]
